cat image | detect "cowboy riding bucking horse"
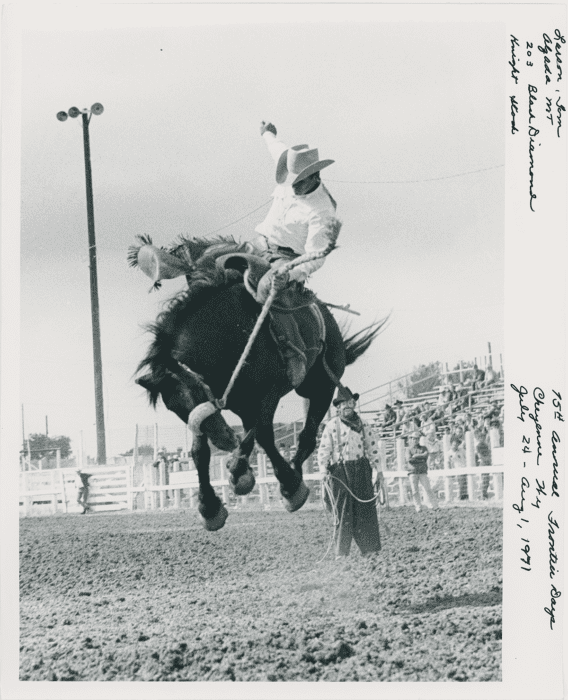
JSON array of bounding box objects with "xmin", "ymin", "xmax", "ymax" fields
[{"xmin": 131, "ymin": 121, "xmax": 382, "ymax": 531}]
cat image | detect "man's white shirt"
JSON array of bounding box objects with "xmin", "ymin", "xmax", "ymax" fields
[{"xmin": 256, "ymin": 132, "xmax": 337, "ymax": 282}]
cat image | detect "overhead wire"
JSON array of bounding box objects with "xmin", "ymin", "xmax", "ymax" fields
[
  {"xmin": 199, "ymin": 163, "xmax": 504, "ymax": 236},
  {"xmin": 324, "ymin": 163, "xmax": 504, "ymax": 185},
  {"xmin": 203, "ymin": 198, "xmax": 272, "ymax": 236}
]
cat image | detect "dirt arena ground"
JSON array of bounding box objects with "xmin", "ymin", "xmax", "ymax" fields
[{"xmin": 20, "ymin": 503, "xmax": 502, "ymax": 682}]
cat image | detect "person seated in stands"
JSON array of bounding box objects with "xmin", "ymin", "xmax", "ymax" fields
[
  {"xmin": 431, "ymin": 406, "xmax": 445, "ymax": 425},
  {"xmin": 394, "ymin": 399, "xmax": 405, "ymax": 423},
  {"xmin": 438, "ymin": 384, "xmax": 454, "ymax": 407},
  {"xmin": 472, "ymin": 364, "xmax": 485, "ymax": 390},
  {"xmin": 484, "ymin": 366, "xmax": 497, "ymax": 387},
  {"xmin": 400, "ymin": 417, "xmax": 413, "ymax": 442},
  {"xmin": 421, "ymin": 409, "xmax": 435, "ymax": 434},
  {"xmin": 383, "ymin": 404, "xmax": 397, "ymax": 427},
  {"xmin": 485, "ymin": 404, "xmax": 504, "ymax": 446}
]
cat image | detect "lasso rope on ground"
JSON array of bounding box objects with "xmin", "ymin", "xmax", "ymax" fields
[
  {"xmin": 304, "ymin": 473, "xmax": 389, "ymax": 570},
  {"xmin": 326, "ymin": 473, "xmax": 382, "ymax": 504}
]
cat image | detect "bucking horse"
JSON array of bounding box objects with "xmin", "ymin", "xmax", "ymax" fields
[{"xmin": 130, "ymin": 233, "xmax": 385, "ymax": 531}]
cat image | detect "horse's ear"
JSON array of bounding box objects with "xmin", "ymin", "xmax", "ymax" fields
[{"xmin": 136, "ymin": 374, "xmax": 156, "ymax": 391}]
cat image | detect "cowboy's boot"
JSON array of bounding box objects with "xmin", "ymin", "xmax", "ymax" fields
[{"xmin": 269, "ymin": 286, "xmax": 308, "ymax": 388}]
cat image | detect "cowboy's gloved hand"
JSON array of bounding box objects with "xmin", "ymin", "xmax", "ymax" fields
[
  {"xmin": 255, "ymin": 268, "xmax": 289, "ymax": 304},
  {"xmin": 260, "ymin": 121, "xmax": 277, "ymax": 136}
]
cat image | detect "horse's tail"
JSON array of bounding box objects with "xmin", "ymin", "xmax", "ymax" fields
[{"xmin": 342, "ymin": 317, "xmax": 389, "ymax": 366}]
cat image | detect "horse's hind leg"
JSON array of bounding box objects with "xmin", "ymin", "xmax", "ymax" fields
[
  {"xmin": 255, "ymin": 387, "xmax": 309, "ymax": 512},
  {"xmin": 226, "ymin": 421, "xmax": 257, "ymax": 496},
  {"xmin": 192, "ymin": 433, "xmax": 228, "ymax": 531}
]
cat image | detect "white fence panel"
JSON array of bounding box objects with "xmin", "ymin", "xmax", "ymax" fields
[{"xmin": 19, "ymin": 465, "xmax": 131, "ymax": 516}]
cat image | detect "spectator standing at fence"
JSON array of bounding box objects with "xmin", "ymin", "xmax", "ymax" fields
[
  {"xmin": 423, "ymin": 419, "xmax": 443, "ymax": 470},
  {"xmin": 75, "ymin": 468, "xmax": 92, "ymax": 514},
  {"xmin": 318, "ymin": 386, "xmax": 381, "ymax": 559},
  {"xmin": 473, "ymin": 422, "xmax": 492, "ymax": 499},
  {"xmin": 405, "ymin": 432, "xmax": 439, "ymax": 513},
  {"xmin": 449, "ymin": 424, "xmax": 468, "ymax": 500}
]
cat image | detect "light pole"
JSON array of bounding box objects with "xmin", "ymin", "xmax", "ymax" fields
[{"xmin": 57, "ymin": 103, "xmax": 107, "ymax": 464}]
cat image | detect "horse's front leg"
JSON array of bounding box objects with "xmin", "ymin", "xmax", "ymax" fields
[
  {"xmin": 192, "ymin": 433, "xmax": 228, "ymax": 531},
  {"xmin": 226, "ymin": 423, "xmax": 257, "ymax": 496},
  {"xmin": 255, "ymin": 388, "xmax": 309, "ymax": 513},
  {"xmin": 292, "ymin": 381, "xmax": 335, "ymax": 474}
]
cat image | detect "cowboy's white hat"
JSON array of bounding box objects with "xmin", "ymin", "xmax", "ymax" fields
[{"xmin": 276, "ymin": 144, "xmax": 334, "ymax": 186}]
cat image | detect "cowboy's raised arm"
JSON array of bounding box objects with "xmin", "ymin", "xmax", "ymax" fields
[{"xmin": 259, "ymin": 121, "xmax": 287, "ymax": 163}]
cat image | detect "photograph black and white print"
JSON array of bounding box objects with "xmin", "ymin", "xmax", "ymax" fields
[{"xmin": 1, "ymin": 3, "xmax": 565, "ymax": 700}]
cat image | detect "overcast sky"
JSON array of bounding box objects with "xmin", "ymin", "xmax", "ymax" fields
[{"xmin": 19, "ymin": 19, "xmax": 505, "ymax": 457}]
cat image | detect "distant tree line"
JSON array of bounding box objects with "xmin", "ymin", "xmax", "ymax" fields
[{"xmin": 23, "ymin": 434, "xmax": 72, "ymax": 460}]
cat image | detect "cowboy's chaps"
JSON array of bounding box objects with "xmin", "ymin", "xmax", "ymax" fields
[{"xmin": 215, "ymin": 253, "xmax": 326, "ymax": 388}]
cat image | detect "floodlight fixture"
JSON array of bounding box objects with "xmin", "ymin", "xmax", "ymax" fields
[{"xmin": 56, "ymin": 100, "xmax": 107, "ymax": 464}]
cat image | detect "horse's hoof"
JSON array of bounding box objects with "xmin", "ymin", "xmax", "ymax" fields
[
  {"xmin": 282, "ymin": 481, "xmax": 310, "ymax": 513},
  {"xmin": 232, "ymin": 468, "xmax": 256, "ymax": 496},
  {"xmin": 200, "ymin": 504, "xmax": 228, "ymax": 531}
]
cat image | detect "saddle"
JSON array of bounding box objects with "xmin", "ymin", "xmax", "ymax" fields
[{"xmin": 216, "ymin": 253, "xmax": 327, "ymax": 375}]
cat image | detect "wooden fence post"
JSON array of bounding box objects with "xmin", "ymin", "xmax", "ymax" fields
[
  {"xmin": 59, "ymin": 469, "xmax": 68, "ymax": 514},
  {"xmin": 173, "ymin": 459, "xmax": 181, "ymax": 509},
  {"xmin": 143, "ymin": 462, "xmax": 153, "ymax": 510},
  {"xmin": 152, "ymin": 424, "xmax": 159, "ymax": 510},
  {"xmin": 396, "ymin": 438, "xmax": 406, "ymax": 504},
  {"xmin": 159, "ymin": 459, "xmax": 166, "ymax": 509},
  {"xmin": 51, "ymin": 471, "xmax": 57, "ymax": 514},
  {"xmin": 442, "ymin": 433, "xmax": 452, "ymax": 502},
  {"xmin": 489, "ymin": 427, "xmax": 503, "ymax": 499},
  {"xmin": 22, "ymin": 472, "xmax": 30, "ymax": 516},
  {"xmin": 465, "ymin": 430, "xmax": 475, "ymax": 501}
]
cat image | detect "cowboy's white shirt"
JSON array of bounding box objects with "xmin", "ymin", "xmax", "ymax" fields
[
  {"xmin": 256, "ymin": 132, "xmax": 337, "ymax": 282},
  {"xmin": 317, "ymin": 418, "xmax": 382, "ymax": 472}
]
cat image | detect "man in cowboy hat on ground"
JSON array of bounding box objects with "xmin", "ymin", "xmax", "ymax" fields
[
  {"xmin": 317, "ymin": 386, "xmax": 382, "ymax": 559},
  {"xmin": 252, "ymin": 121, "xmax": 340, "ymax": 387}
]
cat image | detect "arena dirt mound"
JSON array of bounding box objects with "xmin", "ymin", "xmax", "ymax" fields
[{"xmin": 20, "ymin": 505, "xmax": 502, "ymax": 681}]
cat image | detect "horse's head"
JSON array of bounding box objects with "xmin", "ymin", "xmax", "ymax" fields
[{"xmin": 136, "ymin": 371, "xmax": 239, "ymax": 452}]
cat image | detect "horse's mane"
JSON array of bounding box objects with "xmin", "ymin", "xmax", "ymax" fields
[{"xmin": 135, "ymin": 235, "xmax": 247, "ymax": 386}]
